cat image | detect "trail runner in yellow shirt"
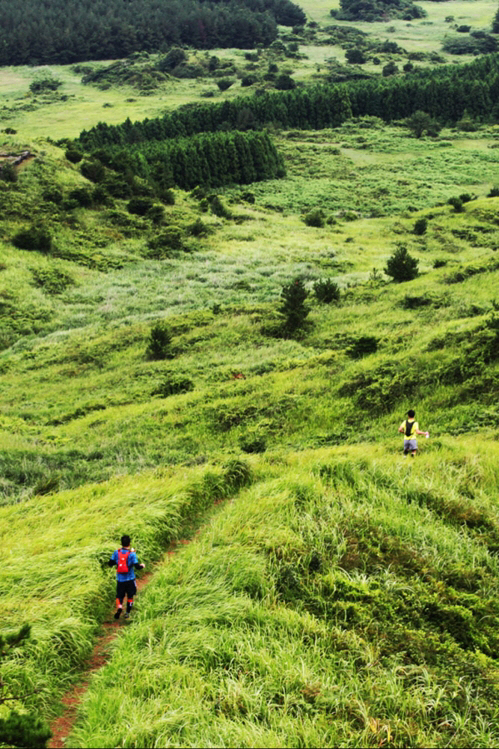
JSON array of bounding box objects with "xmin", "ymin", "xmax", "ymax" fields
[{"xmin": 398, "ymin": 409, "xmax": 429, "ymax": 457}]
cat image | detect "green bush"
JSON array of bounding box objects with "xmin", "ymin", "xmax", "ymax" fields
[
  {"xmin": 80, "ymin": 159, "xmax": 105, "ymax": 183},
  {"xmin": 127, "ymin": 197, "xmax": 154, "ymax": 216},
  {"xmin": 347, "ymin": 335, "xmax": 378, "ymax": 358},
  {"xmin": 313, "ymin": 278, "xmax": 340, "ymax": 304},
  {"xmin": 29, "ymin": 76, "xmax": 62, "ymax": 93},
  {"xmin": 145, "ymin": 204, "xmax": 165, "ymax": 225},
  {"xmin": 31, "ymin": 266, "xmax": 75, "ymax": 295},
  {"xmin": 210, "ymin": 196, "xmax": 232, "ymax": 219},
  {"xmin": 216, "ymin": 78, "xmax": 234, "ymax": 92},
  {"xmin": 65, "ymin": 148, "xmax": 83, "ymax": 164},
  {"xmin": 304, "ymin": 208, "xmax": 325, "ymax": 227},
  {"xmin": 68, "ymin": 187, "xmax": 93, "ymax": 207},
  {"xmin": 151, "ymin": 376, "xmax": 194, "ymax": 397},
  {"xmin": 279, "ymin": 277, "xmax": 310, "ymax": 334},
  {"xmin": 147, "ymin": 227, "xmax": 185, "ymax": 258},
  {"xmin": 448, "ymin": 196, "xmax": 464, "ymax": 213},
  {"xmin": 146, "ymin": 322, "xmax": 174, "ymax": 361},
  {"xmin": 0, "ymin": 162, "xmax": 17, "ymax": 183},
  {"xmin": 384, "ymin": 245, "xmax": 419, "ymax": 282},
  {"xmin": 413, "ymin": 218, "xmax": 427, "ymax": 235},
  {"xmin": 12, "ymin": 225, "xmax": 52, "ymax": 254}
]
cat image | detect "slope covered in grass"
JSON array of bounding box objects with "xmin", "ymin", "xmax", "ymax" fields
[
  {"xmin": 3, "ymin": 12, "xmax": 499, "ymax": 739},
  {"xmin": 71, "ymin": 447, "xmax": 499, "ymax": 747}
]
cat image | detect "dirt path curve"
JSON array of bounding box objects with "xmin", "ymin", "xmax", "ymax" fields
[{"xmin": 48, "ymin": 537, "xmax": 195, "ymax": 748}]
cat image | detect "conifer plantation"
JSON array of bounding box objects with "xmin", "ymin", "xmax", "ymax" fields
[{"xmin": 3, "ymin": 0, "xmax": 499, "ymax": 746}]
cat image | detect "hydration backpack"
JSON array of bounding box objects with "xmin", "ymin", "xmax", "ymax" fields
[
  {"xmin": 116, "ymin": 549, "xmax": 131, "ymax": 574},
  {"xmin": 405, "ymin": 420, "xmax": 415, "ymax": 437}
]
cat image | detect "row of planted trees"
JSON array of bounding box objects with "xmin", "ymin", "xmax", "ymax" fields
[{"xmin": 78, "ymin": 53, "xmax": 499, "ymax": 151}]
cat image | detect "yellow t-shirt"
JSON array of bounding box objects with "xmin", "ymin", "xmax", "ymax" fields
[{"xmin": 400, "ymin": 419, "xmax": 418, "ymax": 440}]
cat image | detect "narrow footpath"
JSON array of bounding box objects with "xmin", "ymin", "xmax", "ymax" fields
[{"xmin": 48, "ymin": 537, "xmax": 194, "ymax": 748}]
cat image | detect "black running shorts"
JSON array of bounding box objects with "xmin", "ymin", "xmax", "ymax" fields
[{"xmin": 116, "ymin": 579, "xmax": 137, "ymax": 602}]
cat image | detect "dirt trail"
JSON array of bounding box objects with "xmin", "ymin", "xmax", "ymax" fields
[{"xmin": 48, "ymin": 537, "xmax": 196, "ymax": 749}]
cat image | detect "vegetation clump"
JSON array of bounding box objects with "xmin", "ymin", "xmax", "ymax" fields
[
  {"xmin": 146, "ymin": 322, "xmax": 174, "ymax": 360},
  {"xmin": 313, "ymin": 278, "xmax": 340, "ymax": 304},
  {"xmin": 384, "ymin": 245, "xmax": 419, "ymax": 282},
  {"xmin": 279, "ymin": 277, "xmax": 310, "ymax": 334},
  {"xmin": 12, "ymin": 224, "xmax": 52, "ymax": 253}
]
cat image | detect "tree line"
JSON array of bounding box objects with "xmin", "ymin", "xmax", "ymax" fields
[
  {"xmin": 78, "ymin": 53, "xmax": 499, "ymax": 151},
  {"xmin": 0, "ymin": 0, "xmax": 305, "ymax": 65},
  {"xmin": 94, "ymin": 130, "xmax": 286, "ymax": 189}
]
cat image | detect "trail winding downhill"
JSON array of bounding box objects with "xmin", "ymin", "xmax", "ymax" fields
[{"xmin": 48, "ymin": 534, "xmax": 203, "ymax": 748}]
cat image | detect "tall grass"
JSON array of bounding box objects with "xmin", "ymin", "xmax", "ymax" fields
[
  {"xmin": 70, "ymin": 445, "xmax": 499, "ymax": 747},
  {"xmin": 0, "ymin": 459, "xmax": 253, "ymax": 717}
]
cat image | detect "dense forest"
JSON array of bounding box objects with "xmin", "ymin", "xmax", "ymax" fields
[
  {"xmin": 0, "ymin": 0, "xmax": 305, "ymax": 65},
  {"xmin": 78, "ymin": 53, "xmax": 499, "ymax": 151}
]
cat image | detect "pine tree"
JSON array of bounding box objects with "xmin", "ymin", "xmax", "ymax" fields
[{"xmin": 279, "ymin": 278, "xmax": 310, "ymax": 334}]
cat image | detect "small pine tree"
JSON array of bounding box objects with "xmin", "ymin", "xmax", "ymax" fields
[
  {"xmin": 413, "ymin": 217, "xmax": 427, "ymax": 235},
  {"xmin": 279, "ymin": 278, "xmax": 309, "ymax": 333},
  {"xmin": 313, "ymin": 278, "xmax": 340, "ymax": 304},
  {"xmin": 146, "ymin": 322, "xmax": 173, "ymax": 360},
  {"xmin": 384, "ymin": 246, "xmax": 419, "ymax": 282}
]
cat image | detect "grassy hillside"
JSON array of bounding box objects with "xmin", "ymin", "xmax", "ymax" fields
[{"xmin": 3, "ymin": 1, "xmax": 499, "ymax": 745}]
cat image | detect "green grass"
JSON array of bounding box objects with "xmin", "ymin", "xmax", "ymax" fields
[
  {"xmin": 69, "ymin": 446, "xmax": 499, "ymax": 747},
  {"xmin": 3, "ymin": 13, "xmax": 499, "ymax": 744}
]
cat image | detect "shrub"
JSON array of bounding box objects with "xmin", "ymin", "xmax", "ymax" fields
[
  {"xmin": 0, "ymin": 162, "xmax": 17, "ymax": 182},
  {"xmin": 127, "ymin": 197, "xmax": 154, "ymax": 216},
  {"xmin": 0, "ymin": 625, "xmax": 51, "ymax": 749},
  {"xmin": 64, "ymin": 148, "xmax": 83, "ymax": 164},
  {"xmin": 346, "ymin": 48, "xmax": 366, "ymax": 64},
  {"xmin": 241, "ymin": 75, "xmax": 258, "ymax": 87},
  {"xmin": 275, "ymin": 74, "xmax": 296, "ymax": 90},
  {"xmin": 147, "ymin": 227, "xmax": 185, "ymax": 257},
  {"xmin": 384, "ymin": 245, "xmax": 419, "ymax": 282},
  {"xmin": 12, "ymin": 225, "xmax": 52, "ymax": 253},
  {"xmin": 146, "ymin": 322, "xmax": 174, "ymax": 360},
  {"xmin": 413, "ymin": 218, "xmax": 427, "ymax": 235},
  {"xmin": 151, "ymin": 376, "xmax": 194, "ymax": 397},
  {"xmin": 29, "ymin": 76, "xmax": 61, "ymax": 93},
  {"xmin": 279, "ymin": 277, "xmax": 309, "ymax": 333},
  {"xmin": 31, "ymin": 266, "xmax": 75, "ymax": 294},
  {"xmin": 145, "ymin": 204, "xmax": 165, "ymax": 225},
  {"xmin": 92, "ymin": 185, "xmax": 111, "ymax": 205},
  {"xmin": 68, "ymin": 187, "xmax": 93, "ymax": 207},
  {"xmin": 240, "ymin": 433, "xmax": 267, "ymax": 453},
  {"xmin": 448, "ymin": 196, "xmax": 464, "ymax": 213},
  {"xmin": 457, "ymin": 112, "xmax": 477, "ymax": 132},
  {"xmin": 313, "ymin": 278, "xmax": 340, "ymax": 304},
  {"xmin": 210, "ymin": 195, "xmax": 232, "ymax": 219},
  {"xmin": 405, "ymin": 110, "xmax": 441, "ymax": 138},
  {"xmin": 42, "ymin": 186, "xmax": 63, "ymax": 204},
  {"xmin": 403, "ymin": 62, "xmax": 414, "ymax": 72},
  {"xmin": 80, "ymin": 159, "xmax": 105, "ymax": 183},
  {"xmin": 456, "ymin": 24, "xmax": 471, "ymax": 32},
  {"xmin": 216, "ymin": 78, "xmax": 234, "ymax": 91},
  {"xmin": 304, "ymin": 208, "xmax": 325, "ymax": 227},
  {"xmin": 382, "ymin": 62, "xmax": 398, "ymax": 77},
  {"xmin": 487, "ymin": 186, "xmax": 499, "ymax": 198},
  {"xmin": 157, "ymin": 187, "xmax": 174, "ymax": 205},
  {"xmin": 347, "ymin": 335, "xmax": 378, "ymax": 358},
  {"xmin": 433, "ymin": 258, "xmax": 447, "ymax": 268},
  {"xmin": 157, "ymin": 47, "xmax": 187, "ymax": 72},
  {"xmin": 186, "ymin": 218, "xmax": 211, "ymax": 237}
]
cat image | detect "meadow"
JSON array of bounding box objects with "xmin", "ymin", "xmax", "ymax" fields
[{"xmin": 2, "ymin": 0, "xmax": 499, "ymax": 745}]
